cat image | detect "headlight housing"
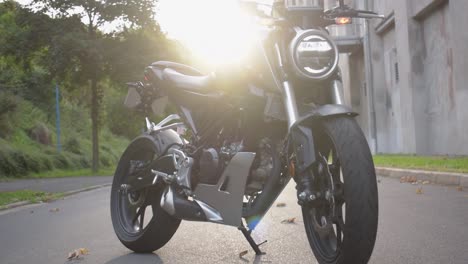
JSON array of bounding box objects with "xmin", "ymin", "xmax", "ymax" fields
[{"xmin": 289, "ymin": 29, "xmax": 339, "ymax": 80}]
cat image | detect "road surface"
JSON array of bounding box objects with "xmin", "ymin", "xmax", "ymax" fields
[{"xmin": 0, "ymin": 177, "xmax": 467, "ymax": 264}]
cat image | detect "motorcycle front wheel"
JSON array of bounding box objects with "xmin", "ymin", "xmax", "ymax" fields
[
  {"xmin": 303, "ymin": 116, "xmax": 378, "ymax": 264},
  {"xmin": 110, "ymin": 136, "xmax": 181, "ymax": 253}
]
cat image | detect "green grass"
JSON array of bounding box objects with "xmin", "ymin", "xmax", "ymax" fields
[
  {"xmin": 0, "ymin": 190, "xmax": 64, "ymax": 209},
  {"xmin": 0, "ymin": 92, "xmax": 129, "ymax": 178},
  {"xmin": 27, "ymin": 168, "xmax": 115, "ymax": 178},
  {"xmin": 373, "ymin": 155, "xmax": 468, "ymax": 173}
]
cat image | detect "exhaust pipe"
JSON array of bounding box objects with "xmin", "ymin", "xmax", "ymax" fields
[{"xmin": 160, "ymin": 186, "xmax": 223, "ymax": 223}]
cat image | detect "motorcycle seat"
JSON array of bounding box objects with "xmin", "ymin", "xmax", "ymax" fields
[{"xmin": 162, "ymin": 68, "xmax": 214, "ymax": 92}]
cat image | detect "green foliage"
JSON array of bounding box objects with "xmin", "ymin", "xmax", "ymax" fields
[
  {"xmin": 104, "ymin": 90, "xmax": 143, "ymax": 139},
  {"xmin": 0, "ymin": 95, "xmax": 129, "ymax": 178},
  {"xmin": 0, "ymin": 0, "xmax": 178, "ymax": 177},
  {"xmin": 0, "ymin": 91, "xmax": 18, "ymax": 137}
]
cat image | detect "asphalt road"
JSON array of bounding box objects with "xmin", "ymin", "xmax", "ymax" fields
[{"xmin": 0, "ymin": 177, "xmax": 467, "ymax": 264}]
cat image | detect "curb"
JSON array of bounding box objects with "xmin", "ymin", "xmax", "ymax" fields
[
  {"xmin": 376, "ymin": 167, "xmax": 468, "ymax": 187},
  {"xmin": 0, "ymin": 183, "xmax": 111, "ymax": 211}
]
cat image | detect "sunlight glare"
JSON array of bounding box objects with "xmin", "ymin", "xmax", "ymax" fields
[{"xmin": 157, "ymin": 0, "xmax": 259, "ymax": 67}]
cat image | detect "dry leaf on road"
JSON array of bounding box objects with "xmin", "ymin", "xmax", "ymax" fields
[
  {"xmin": 281, "ymin": 217, "xmax": 296, "ymax": 224},
  {"xmin": 416, "ymin": 187, "xmax": 423, "ymax": 194},
  {"xmin": 239, "ymin": 250, "xmax": 248, "ymax": 258},
  {"xmin": 422, "ymin": 181, "xmax": 430, "ymax": 185},
  {"xmin": 49, "ymin": 208, "xmax": 60, "ymax": 213},
  {"xmin": 276, "ymin": 203, "xmax": 286, "ymax": 207},
  {"xmin": 67, "ymin": 248, "xmax": 89, "ymax": 260},
  {"xmin": 456, "ymin": 186, "xmax": 463, "ymax": 192}
]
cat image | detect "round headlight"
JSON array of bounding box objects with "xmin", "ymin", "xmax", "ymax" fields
[{"xmin": 289, "ymin": 29, "xmax": 339, "ymax": 80}]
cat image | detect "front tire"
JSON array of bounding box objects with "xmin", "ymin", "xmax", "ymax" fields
[
  {"xmin": 110, "ymin": 136, "xmax": 181, "ymax": 253},
  {"xmin": 303, "ymin": 117, "xmax": 378, "ymax": 264}
]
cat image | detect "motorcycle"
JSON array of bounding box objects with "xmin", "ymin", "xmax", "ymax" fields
[{"xmin": 110, "ymin": 1, "xmax": 383, "ymax": 263}]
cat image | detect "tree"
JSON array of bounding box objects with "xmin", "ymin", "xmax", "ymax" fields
[
  {"xmin": 32, "ymin": 0, "xmax": 157, "ymax": 172},
  {"xmin": 0, "ymin": 0, "xmax": 79, "ymax": 111}
]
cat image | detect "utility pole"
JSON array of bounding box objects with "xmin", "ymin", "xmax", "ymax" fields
[{"xmin": 55, "ymin": 84, "xmax": 61, "ymax": 152}]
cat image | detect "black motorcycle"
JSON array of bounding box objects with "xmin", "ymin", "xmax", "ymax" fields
[{"xmin": 110, "ymin": 1, "xmax": 383, "ymax": 263}]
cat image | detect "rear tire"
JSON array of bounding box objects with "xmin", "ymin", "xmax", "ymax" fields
[
  {"xmin": 303, "ymin": 117, "xmax": 378, "ymax": 264},
  {"xmin": 110, "ymin": 136, "xmax": 181, "ymax": 253}
]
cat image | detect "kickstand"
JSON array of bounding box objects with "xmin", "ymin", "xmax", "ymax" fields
[{"xmin": 238, "ymin": 225, "xmax": 267, "ymax": 255}]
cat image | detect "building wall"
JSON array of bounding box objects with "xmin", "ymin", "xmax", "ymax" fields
[{"xmin": 344, "ymin": 0, "xmax": 468, "ymax": 155}]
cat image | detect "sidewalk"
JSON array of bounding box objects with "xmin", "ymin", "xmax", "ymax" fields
[
  {"xmin": 376, "ymin": 167, "xmax": 468, "ymax": 187},
  {"xmin": 0, "ymin": 176, "xmax": 113, "ymax": 193}
]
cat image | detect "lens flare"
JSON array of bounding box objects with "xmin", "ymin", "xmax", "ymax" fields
[{"xmin": 157, "ymin": 0, "xmax": 258, "ymax": 67}]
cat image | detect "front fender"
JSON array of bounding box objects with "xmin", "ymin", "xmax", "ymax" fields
[{"xmin": 289, "ymin": 104, "xmax": 357, "ymax": 173}]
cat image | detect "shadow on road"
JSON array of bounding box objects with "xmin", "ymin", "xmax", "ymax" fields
[{"xmin": 104, "ymin": 252, "xmax": 163, "ymax": 264}]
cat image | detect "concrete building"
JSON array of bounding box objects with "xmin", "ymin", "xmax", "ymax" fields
[{"xmin": 335, "ymin": 0, "xmax": 468, "ymax": 155}]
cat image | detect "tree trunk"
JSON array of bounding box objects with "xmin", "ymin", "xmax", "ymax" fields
[{"xmin": 91, "ymin": 77, "xmax": 99, "ymax": 172}]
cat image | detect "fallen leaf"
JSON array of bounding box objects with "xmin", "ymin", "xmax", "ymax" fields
[
  {"xmin": 456, "ymin": 186, "xmax": 463, "ymax": 192},
  {"xmin": 281, "ymin": 217, "xmax": 296, "ymax": 224},
  {"xmin": 422, "ymin": 181, "xmax": 430, "ymax": 185},
  {"xmin": 239, "ymin": 250, "xmax": 248, "ymax": 258},
  {"xmin": 411, "ymin": 182, "xmax": 418, "ymax": 185},
  {"xmin": 67, "ymin": 248, "xmax": 89, "ymax": 260},
  {"xmin": 67, "ymin": 250, "xmax": 78, "ymax": 260},
  {"xmin": 400, "ymin": 176, "xmax": 407, "ymax": 183},
  {"xmin": 416, "ymin": 187, "xmax": 423, "ymax": 194},
  {"xmin": 276, "ymin": 203, "xmax": 286, "ymax": 207},
  {"xmin": 49, "ymin": 208, "xmax": 60, "ymax": 212}
]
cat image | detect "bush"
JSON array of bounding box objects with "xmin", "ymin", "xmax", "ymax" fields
[
  {"xmin": 0, "ymin": 93, "xmax": 129, "ymax": 178},
  {"xmin": 0, "ymin": 91, "xmax": 18, "ymax": 138},
  {"xmin": 105, "ymin": 96, "xmax": 143, "ymax": 139},
  {"xmin": 63, "ymin": 137, "xmax": 81, "ymax": 154}
]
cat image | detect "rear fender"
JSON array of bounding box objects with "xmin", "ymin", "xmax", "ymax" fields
[{"xmin": 117, "ymin": 130, "xmax": 183, "ymax": 191}]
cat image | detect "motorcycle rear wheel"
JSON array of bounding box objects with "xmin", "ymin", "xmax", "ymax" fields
[
  {"xmin": 302, "ymin": 117, "xmax": 378, "ymax": 264},
  {"xmin": 110, "ymin": 136, "xmax": 181, "ymax": 253}
]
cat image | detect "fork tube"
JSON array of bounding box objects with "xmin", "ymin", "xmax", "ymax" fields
[
  {"xmin": 282, "ymin": 81, "xmax": 300, "ymax": 130},
  {"xmin": 331, "ymin": 79, "xmax": 345, "ymax": 105},
  {"xmin": 273, "ymin": 42, "xmax": 300, "ymax": 130}
]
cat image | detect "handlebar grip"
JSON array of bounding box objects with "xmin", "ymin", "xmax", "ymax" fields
[{"xmin": 356, "ymin": 13, "xmax": 385, "ymax": 19}]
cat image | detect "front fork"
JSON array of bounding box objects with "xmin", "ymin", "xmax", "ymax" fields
[
  {"xmin": 273, "ymin": 37, "xmax": 347, "ymax": 203},
  {"xmin": 281, "ymin": 78, "xmax": 345, "ymax": 205}
]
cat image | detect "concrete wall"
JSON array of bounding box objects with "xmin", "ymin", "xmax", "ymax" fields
[{"xmin": 344, "ymin": 0, "xmax": 468, "ymax": 155}]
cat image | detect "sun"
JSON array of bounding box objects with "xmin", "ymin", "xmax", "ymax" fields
[{"xmin": 157, "ymin": 0, "xmax": 259, "ymax": 67}]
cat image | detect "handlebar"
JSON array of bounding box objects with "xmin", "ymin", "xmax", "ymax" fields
[{"xmin": 324, "ymin": 5, "xmax": 385, "ymax": 20}]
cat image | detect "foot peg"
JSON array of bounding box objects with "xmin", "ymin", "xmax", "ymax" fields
[{"xmin": 239, "ymin": 225, "xmax": 267, "ymax": 255}]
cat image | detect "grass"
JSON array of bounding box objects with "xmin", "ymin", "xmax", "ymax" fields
[
  {"xmin": 0, "ymin": 190, "xmax": 64, "ymax": 209},
  {"xmin": 373, "ymin": 155, "xmax": 468, "ymax": 174},
  {"xmin": 0, "ymin": 93, "xmax": 129, "ymax": 178},
  {"xmin": 28, "ymin": 168, "xmax": 115, "ymax": 178}
]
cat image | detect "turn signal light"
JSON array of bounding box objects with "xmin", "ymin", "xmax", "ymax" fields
[{"xmin": 336, "ymin": 17, "xmax": 352, "ymax": 25}]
